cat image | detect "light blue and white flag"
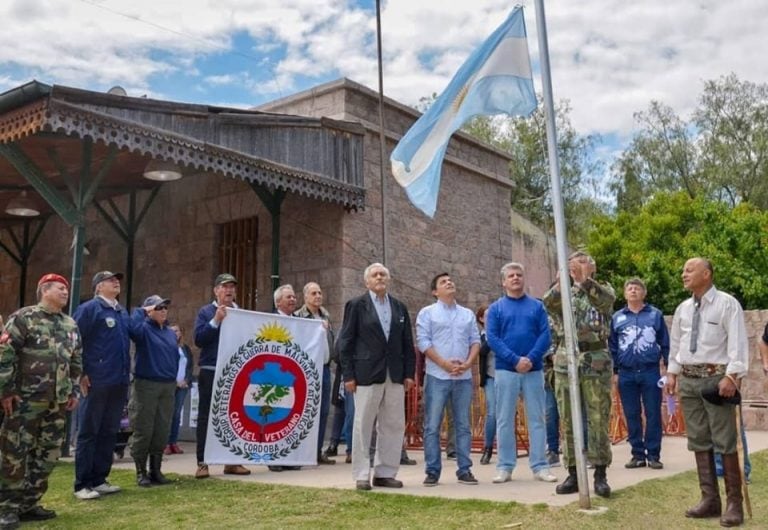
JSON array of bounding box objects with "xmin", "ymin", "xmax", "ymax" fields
[{"xmin": 391, "ymin": 6, "xmax": 537, "ymax": 218}]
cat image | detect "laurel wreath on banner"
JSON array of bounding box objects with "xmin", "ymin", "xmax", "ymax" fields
[{"xmin": 211, "ymin": 337, "xmax": 321, "ymax": 461}]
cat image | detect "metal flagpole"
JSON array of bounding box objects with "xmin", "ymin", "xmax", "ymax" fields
[
  {"xmin": 375, "ymin": 0, "xmax": 389, "ymax": 266},
  {"xmin": 533, "ymin": 0, "xmax": 591, "ymax": 509}
]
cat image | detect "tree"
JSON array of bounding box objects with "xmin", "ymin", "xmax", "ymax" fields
[
  {"xmin": 611, "ymin": 74, "xmax": 768, "ymax": 212},
  {"xmin": 462, "ymin": 100, "xmax": 605, "ymax": 244},
  {"xmin": 587, "ymin": 191, "xmax": 768, "ymax": 314}
]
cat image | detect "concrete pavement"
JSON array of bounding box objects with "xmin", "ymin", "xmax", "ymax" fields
[{"xmin": 111, "ymin": 431, "xmax": 768, "ymax": 506}]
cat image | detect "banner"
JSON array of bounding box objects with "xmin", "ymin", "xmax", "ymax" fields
[{"xmin": 204, "ymin": 309, "xmax": 327, "ymax": 466}]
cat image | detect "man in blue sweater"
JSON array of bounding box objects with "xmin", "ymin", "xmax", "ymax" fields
[
  {"xmin": 73, "ymin": 271, "xmax": 130, "ymax": 500},
  {"xmin": 193, "ymin": 273, "xmax": 250, "ymax": 479},
  {"xmin": 609, "ymin": 278, "xmax": 669, "ymax": 470},
  {"xmin": 486, "ymin": 262, "xmax": 554, "ymax": 484}
]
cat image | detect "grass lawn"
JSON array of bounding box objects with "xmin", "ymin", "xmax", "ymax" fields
[{"xmin": 27, "ymin": 451, "xmax": 767, "ymax": 529}]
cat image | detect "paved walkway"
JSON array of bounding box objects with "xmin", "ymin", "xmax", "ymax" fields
[{"xmin": 112, "ymin": 431, "xmax": 768, "ymax": 506}]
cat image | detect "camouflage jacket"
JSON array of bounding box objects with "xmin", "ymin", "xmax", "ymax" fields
[
  {"xmin": 0, "ymin": 303, "xmax": 83, "ymax": 403},
  {"xmin": 542, "ymin": 278, "xmax": 616, "ymax": 374},
  {"xmin": 295, "ymin": 305, "xmax": 335, "ymax": 364}
]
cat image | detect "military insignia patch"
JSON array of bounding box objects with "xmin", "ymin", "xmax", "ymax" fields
[{"xmin": 105, "ymin": 317, "xmax": 116, "ymax": 328}]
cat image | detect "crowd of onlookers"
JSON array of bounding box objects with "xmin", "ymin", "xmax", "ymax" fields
[{"xmin": 1, "ymin": 253, "xmax": 766, "ymax": 528}]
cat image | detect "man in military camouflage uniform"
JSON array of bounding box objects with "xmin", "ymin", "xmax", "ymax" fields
[
  {"xmin": 543, "ymin": 251, "xmax": 615, "ymax": 498},
  {"xmin": 0, "ymin": 273, "xmax": 82, "ymax": 529}
]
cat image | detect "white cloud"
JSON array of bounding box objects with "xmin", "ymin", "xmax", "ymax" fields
[{"xmin": 0, "ymin": 0, "xmax": 766, "ymax": 153}]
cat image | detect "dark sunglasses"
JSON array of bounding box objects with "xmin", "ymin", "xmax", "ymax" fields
[{"xmin": 155, "ymin": 305, "xmax": 169, "ymax": 311}]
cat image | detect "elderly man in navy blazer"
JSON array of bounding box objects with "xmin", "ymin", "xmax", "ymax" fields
[{"xmin": 338, "ymin": 262, "xmax": 415, "ymax": 491}]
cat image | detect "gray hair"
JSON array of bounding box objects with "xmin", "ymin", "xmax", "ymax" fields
[
  {"xmin": 303, "ymin": 282, "xmax": 320, "ymax": 297},
  {"xmin": 36, "ymin": 281, "xmax": 55, "ymax": 301},
  {"xmin": 363, "ymin": 262, "xmax": 390, "ymax": 282},
  {"xmin": 273, "ymin": 284, "xmax": 295, "ymax": 305},
  {"xmin": 500, "ymin": 262, "xmax": 525, "ymax": 280}
]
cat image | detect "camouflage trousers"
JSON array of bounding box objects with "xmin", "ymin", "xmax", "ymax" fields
[
  {"xmin": 555, "ymin": 369, "xmax": 612, "ymax": 468},
  {"xmin": 0, "ymin": 400, "xmax": 66, "ymax": 513}
]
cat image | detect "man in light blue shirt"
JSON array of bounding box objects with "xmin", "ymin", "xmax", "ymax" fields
[{"xmin": 416, "ymin": 273, "xmax": 480, "ymax": 486}]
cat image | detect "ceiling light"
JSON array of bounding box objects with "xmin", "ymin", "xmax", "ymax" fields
[
  {"xmin": 143, "ymin": 159, "xmax": 183, "ymax": 181},
  {"xmin": 5, "ymin": 190, "xmax": 40, "ymax": 217}
]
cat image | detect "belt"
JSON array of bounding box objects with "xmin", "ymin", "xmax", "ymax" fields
[
  {"xmin": 578, "ymin": 341, "xmax": 605, "ymax": 352},
  {"xmin": 680, "ymin": 364, "xmax": 726, "ymax": 378}
]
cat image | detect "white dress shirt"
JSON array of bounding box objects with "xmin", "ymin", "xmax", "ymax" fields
[{"xmin": 668, "ymin": 286, "xmax": 748, "ymax": 377}]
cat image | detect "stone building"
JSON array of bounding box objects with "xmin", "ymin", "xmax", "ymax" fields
[{"xmin": 0, "ymin": 78, "xmax": 557, "ymax": 333}]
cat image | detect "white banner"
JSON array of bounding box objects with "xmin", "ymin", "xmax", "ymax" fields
[{"xmin": 204, "ymin": 309, "xmax": 327, "ymax": 466}]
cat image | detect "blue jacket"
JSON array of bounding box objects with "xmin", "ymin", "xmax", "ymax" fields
[
  {"xmin": 609, "ymin": 304, "xmax": 670, "ymax": 373},
  {"xmin": 194, "ymin": 302, "xmax": 221, "ymax": 369},
  {"xmin": 486, "ymin": 294, "xmax": 551, "ymax": 372},
  {"xmin": 73, "ymin": 297, "xmax": 130, "ymax": 387},
  {"xmin": 129, "ymin": 308, "xmax": 178, "ymax": 382}
]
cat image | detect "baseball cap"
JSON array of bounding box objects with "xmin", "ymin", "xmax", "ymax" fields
[
  {"xmin": 38, "ymin": 273, "xmax": 69, "ymax": 289},
  {"xmin": 143, "ymin": 294, "xmax": 171, "ymax": 308},
  {"xmin": 92, "ymin": 271, "xmax": 124, "ymax": 288},
  {"xmin": 214, "ymin": 273, "xmax": 238, "ymax": 286}
]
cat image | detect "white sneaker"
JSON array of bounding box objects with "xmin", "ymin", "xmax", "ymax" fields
[
  {"xmin": 492, "ymin": 470, "xmax": 512, "ymax": 483},
  {"xmin": 534, "ymin": 469, "xmax": 558, "ymax": 482},
  {"xmin": 74, "ymin": 488, "xmax": 101, "ymax": 500},
  {"xmin": 93, "ymin": 482, "xmax": 121, "ymax": 495}
]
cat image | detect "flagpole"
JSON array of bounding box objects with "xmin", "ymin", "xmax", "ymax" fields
[
  {"xmin": 375, "ymin": 0, "xmax": 389, "ymax": 266},
  {"xmin": 533, "ymin": 0, "xmax": 591, "ymax": 509}
]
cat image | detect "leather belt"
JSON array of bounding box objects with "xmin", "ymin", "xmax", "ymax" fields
[{"xmin": 681, "ymin": 364, "xmax": 726, "ymax": 378}]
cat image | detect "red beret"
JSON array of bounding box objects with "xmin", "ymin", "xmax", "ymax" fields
[{"xmin": 38, "ymin": 273, "xmax": 69, "ymax": 289}]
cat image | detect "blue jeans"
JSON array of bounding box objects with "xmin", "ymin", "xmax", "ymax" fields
[
  {"xmin": 74, "ymin": 383, "xmax": 128, "ymax": 491},
  {"xmin": 342, "ymin": 389, "xmax": 354, "ymax": 455},
  {"xmin": 317, "ymin": 365, "xmax": 332, "ymax": 454},
  {"xmin": 496, "ymin": 369, "xmax": 548, "ymax": 473},
  {"xmin": 618, "ymin": 368, "xmax": 662, "ymax": 460},
  {"xmin": 168, "ymin": 385, "xmax": 189, "ymax": 444},
  {"xmin": 483, "ymin": 377, "xmax": 496, "ymax": 448},
  {"xmin": 714, "ymin": 422, "xmax": 751, "ymax": 478},
  {"xmin": 423, "ymin": 375, "xmax": 472, "ymax": 478},
  {"xmin": 545, "ymin": 384, "xmax": 559, "ymax": 453}
]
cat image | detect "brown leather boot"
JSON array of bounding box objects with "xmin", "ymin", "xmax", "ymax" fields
[
  {"xmin": 685, "ymin": 450, "xmax": 721, "ymax": 518},
  {"xmin": 719, "ymin": 453, "xmax": 744, "ymax": 527}
]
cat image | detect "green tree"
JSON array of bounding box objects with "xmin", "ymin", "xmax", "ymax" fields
[
  {"xmin": 611, "ymin": 74, "xmax": 768, "ymax": 211},
  {"xmin": 587, "ymin": 191, "xmax": 768, "ymax": 313},
  {"xmin": 463, "ymin": 100, "xmax": 605, "ymax": 244}
]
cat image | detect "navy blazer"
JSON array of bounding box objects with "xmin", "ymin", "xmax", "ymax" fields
[{"xmin": 337, "ymin": 292, "xmax": 415, "ymax": 386}]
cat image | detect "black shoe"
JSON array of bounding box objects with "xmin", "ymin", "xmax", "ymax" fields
[
  {"xmin": 480, "ymin": 447, "xmax": 492, "ymax": 465},
  {"xmin": 400, "ymin": 455, "xmax": 417, "ymax": 465},
  {"xmin": 372, "ymin": 477, "xmax": 403, "ymax": 488},
  {"xmin": 423, "ymin": 474, "xmax": 439, "ymax": 487},
  {"xmin": 556, "ymin": 467, "xmax": 579, "ymax": 495},
  {"xmin": 0, "ymin": 512, "xmax": 19, "ymax": 529},
  {"xmin": 594, "ymin": 465, "xmax": 611, "ymax": 498},
  {"xmin": 356, "ymin": 480, "xmax": 371, "ymax": 491},
  {"xmin": 458, "ymin": 471, "xmax": 478, "ymax": 485},
  {"xmin": 647, "ymin": 459, "xmax": 664, "ymax": 470},
  {"xmin": 268, "ymin": 465, "xmax": 284, "ymax": 472},
  {"xmin": 446, "ymin": 451, "xmax": 457, "ymax": 460},
  {"xmin": 149, "ymin": 455, "xmax": 171, "ymax": 485},
  {"xmin": 625, "ymin": 457, "xmax": 647, "ymax": 469},
  {"xmin": 318, "ymin": 454, "xmax": 336, "ymax": 465},
  {"xmin": 325, "ymin": 443, "xmax": 338, "ymax": 457},
  {"xmin": 137, "ymin": 473, "xmax": 152, "ymax": 487},
  {"xmin": 19, "ymin": 505, "xmax": 56, "ymax": 521}
]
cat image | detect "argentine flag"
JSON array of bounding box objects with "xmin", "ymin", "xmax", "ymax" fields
[{"xmin": 391, "ymin": 7, "xmax": 537, "ymax": 218}]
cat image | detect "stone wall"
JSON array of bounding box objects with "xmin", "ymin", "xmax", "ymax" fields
[
  {"xmin": 741, "ymin": 309, "xmax": 768, "ymax": 430},
  {"xmin": 262, "ymin": 78, "xmax": 558, "ymax": 319}
]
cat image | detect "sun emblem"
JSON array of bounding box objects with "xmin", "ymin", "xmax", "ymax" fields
[{"xmin": 257, "ymin": 322, "xmax": 292, "ymax": 343}]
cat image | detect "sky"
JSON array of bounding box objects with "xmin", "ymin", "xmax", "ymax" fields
[{"xmin": 1, "ymin": 0, "xmax": 766, "ymax": 178}]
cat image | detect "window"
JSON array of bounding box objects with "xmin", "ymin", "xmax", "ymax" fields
[{"xmin": 218, "ymin": 216, "xmax": 258, "ymax": 309}]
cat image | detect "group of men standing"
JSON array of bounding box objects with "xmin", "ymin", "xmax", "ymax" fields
[{"xmin": 0, "ymin": 252, "xmax": 755, "ymax": 528}]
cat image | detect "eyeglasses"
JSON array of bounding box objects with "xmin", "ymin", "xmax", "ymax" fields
[{"xmin": 155, "ymin": 306, "xmax": 169, "ymax": 311}]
